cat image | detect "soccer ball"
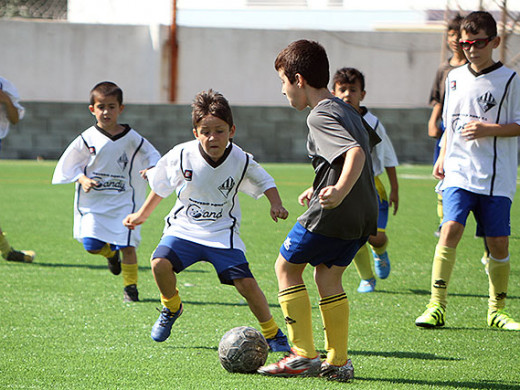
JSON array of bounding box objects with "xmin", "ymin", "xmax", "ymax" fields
[{"xmin": 218, "ymin": 326, "xmax": 269, "ymax": 373}]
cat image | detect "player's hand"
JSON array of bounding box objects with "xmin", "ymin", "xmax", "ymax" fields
[
  {"xmin": 389, "ymin": 191, "xmax": 399, "ymax": 215},
  {"xmin": 318, "ymin": 185, "xmax": 344, "ymax": 209},
  {"xmin": 270, "ymin": 204, "xmax": 288, "ymax": 222},
  {"xmin": 298, "ymin": 187, "xmax": 313, "ymax": 208},
  {"xmin": 78, "ymin": 176, "xmax": 100, "ymax": 193},
  {"xmin": 433, "ymin": 159, "xmax": 444, "ymax": 180},
  {"xmin": 123, "ymin": 213, "xmax": 146, "ymax": 230},
  {"xmin": 461, "ymin": 121, "xmax": 489, "ymax": 140}
]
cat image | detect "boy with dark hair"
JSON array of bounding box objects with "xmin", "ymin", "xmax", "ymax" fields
[
  {"xmin": 332, "ymin": 67, "xmax": 399, "ymax": 293},
  {"xmin": 258, "ymin": 40, "xmax": 379, "ymax": 381},
  {"xmin": 52, "ymin": 81, "xmax": 160, "ymax": 302},
  {"xmin": 428, "ymin": 14, "xmax": 468, "ymax": 236},
  {"xmin": 123, "ymin": 89, "xmax": 291, "ymax": 352},
  {"xmin": 415, "ymin": 11, "xmax": 520, "ymax": 331},
  {"xmin": 0, "ymin": 76, "xmax": 36, "ymax": 263}
]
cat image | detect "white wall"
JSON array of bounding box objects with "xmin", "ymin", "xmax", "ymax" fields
[{"xmin": 2, "ymin": 19, "xmax": 519, "ymax": 107}]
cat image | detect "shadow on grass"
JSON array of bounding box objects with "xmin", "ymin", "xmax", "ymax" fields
[
  {"xmin": 29, "ymin": 261, "xmax": 209, "ymax": 273},
  {"xmin": 348, "ymin": 350, "xmax": 460, "ymax": 361},
  {"xmin": 356, "ymin": 376, "xmax": 520, "ymax": 389},
  {"xmin": 375, "ymin": 289, "xmax": 520, "ymax": 300},
  {"xmin": 182, "ymin": 300, "xmax": 280, "ymax": 309}
]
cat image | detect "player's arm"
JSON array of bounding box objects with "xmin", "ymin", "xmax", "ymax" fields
[
  {"xmin": 433, "ymin": 134, "xmax": 447, "ymax": 180},
  {"xmin": 385, "ymin": 166, "xmax": 399, "ymax": 215},
  {"xmin": 123, "ymin": 191, "xmax": 164, "ymax": 230},
  {"xmin": 319, "ymin": 146, "xmax": 365, "ymax": 210},
  {"xmin": 461, "ymin": 121, "xmax": 520, "ymax": 139},
  {"xmin": 298, "ymin": 187, "xmax": 313, "ymax": 208},
  {"xmin": 263, "ymin": 187, "xmax": 288, "ymax": 222},
  {"xmin": 0, "ymin": 89, "xmax": 20, "ymax": 124},
  {"xmin": 427, "ymin": 103, "xmax": 443, "ymax": 138}
]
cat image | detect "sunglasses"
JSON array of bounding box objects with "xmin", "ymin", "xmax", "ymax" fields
[{"xmin": 459, "ymin": 36, "xmax": 496, "ymax": 50}]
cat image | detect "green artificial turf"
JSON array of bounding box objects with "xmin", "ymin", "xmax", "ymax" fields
[{"xmin": 0, "ymin": 160, "xmax": 519, "ymax": 389}]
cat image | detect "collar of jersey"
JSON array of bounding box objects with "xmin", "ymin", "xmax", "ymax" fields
[
  {"xmin": 198, "ymin": 141, "xmax": 233, "ymax": 168},
  {"xmin": 468, "ymin": 61, "xmax": 503, "ymax": 77},
  {"xmin": 94, "ymin": 124, "xmax": 131, "ymax": 141}
]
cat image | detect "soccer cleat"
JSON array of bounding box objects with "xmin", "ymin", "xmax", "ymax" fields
[
  {"xmin": 151, "ymin": 305, "xmax": 183, "ymax": 342},
  {"xmin": 107, "ymin": 250, "xmax": 121, "ymax": 275},
  {"xmin": 319, "ymin": 359, "xmax": 354, "ymax": 382},
  {"xmin": 257, "ymin": 348, "xmax": 321, "ymax": 377},
  {"xmin": 123, "ymin": 284, "xmax": 139, "ymax": 302},
  {"xmin": 487, "ymin": 309, "xmax": 520, "ymax": 331},
  {"xmin": 5, "ymin": 248, "xmax": 35, "ymax": 263},
  {"xmin": 266, "ymin": 329, "xmax": 291, "ymax": 352},
  {"xmin": 372, "ymin": 250, "xmax": 391, "ymax": 279},
  {"xmin": 415, "ymin": 302, "xmax": 446, "ymax": 328},
  {"xmin": 434, "ymin": 226, "xmax": 441, "ymax": 238},
  {"xmin": 357, "ymin": 278, "xmax": 376, "ymax": 293}
]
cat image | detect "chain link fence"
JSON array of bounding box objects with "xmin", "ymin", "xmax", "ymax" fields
[{"xmin": 0, "ymin": 0, "xmax": 67, "ymax": 20}]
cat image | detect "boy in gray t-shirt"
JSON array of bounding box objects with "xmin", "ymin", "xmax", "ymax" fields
[{"xmin": 258, "ymin": 40, "xmax": 379, "ymax": 382}]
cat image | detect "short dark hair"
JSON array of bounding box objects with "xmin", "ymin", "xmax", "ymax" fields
[
  {"xmin": 461, "ymin": 11, "xmax": 497, "ymax": 37},
  {"xmin": 447, "ymin": 13, "xmax": 464, "ymax": 32},
  {"xmin": 89, "ymin": 81, "xmax": 123, "ymax": 105},
  {"xmin": 191, "ymin": 89, "xmax": 233, "ymax": 128},
  {"xmin": 274, "ymin": 40, "xmax": 329, "ymax": 89},
  {"xmin": 332, "ymin": 67, "xmax": 365, "ymax": 91}
]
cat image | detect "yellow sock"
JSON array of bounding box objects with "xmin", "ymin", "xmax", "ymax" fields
[
  {"xmin": 278, "ymin": 284, "xmax": 317, "ymax": 358},
  {"xmin": 437, "ymin": 193, "xmax": 443, "ymax": 224},
  {"xmin": 122, "ymin": 263, "xmax": 138, "ymax": 287},
  {"xmin": 319, "ymin": 292, "xmax": 349, "ymax": 366},
  {"xmin": 488, "ymin": 255, "xmax": 510, "ymax": 312},
  {"xmin": 0, "ymin": 233, "xmax": 11, "ymax": 259},
  {"xmin": 353, "ymin": 243, "xmax": 374, "ymax": 280},
  {"xmin": 98, "ymin": 243, "xmax": 116, "ymax": 258},
  {"xmin": 371, "ymin": 239, "xmax": 388, "ymax": 256},
  {"xmin": 259, "ymin": 316, "xmax": 279, "ymax": 339},
  {"xmin": 161, "ymin": 289, "xmax": 181, "ymax": 313},
  {"xmin": 430, "ymin": 245, "xmax": 456, "ymax": 308}
]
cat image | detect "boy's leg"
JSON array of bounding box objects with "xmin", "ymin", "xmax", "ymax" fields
[
  {"xmin": 369, "ymin": 231, "xmax": 390, "ymax": 279},
  {"xmin": 0, "ymin": 227, "xmax": 35, "ymax": 263},
  {"xmin": 485, "ymin": 236, "xmax": 519, "ymax": 330},
  {"xmin": 121, "ymin": 246, "xmax": 139, "ymax": 302},
  {"xmin": 83, "ymin": 238, "xmax": 120, "ymax": 275},
  {"xmin": 233, "ymin": 277, "xmax": 290, "ymax": 352},
  {"xmin": 314, "ymin": 264, "xmax": 349, "ymax": 367},
  {"xmin": 150, "ymin": 257, "xmax": 183, "ymax": 341},
  {"xmin": 352, "ymin": 243, "xmax": 376, "ymax": 293}
]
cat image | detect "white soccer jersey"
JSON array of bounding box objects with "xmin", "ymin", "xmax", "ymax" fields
[
  {"xmin": 441, "ymin": 63, "xmax": 520, "ymax": 201},
  {"xmin": 0, "ymin": 76, "xmax": 25, "ymax": 139},
  {"xmin": 147, "ymin": 140, "xmax": 276, "ymax": 253},
  {"xmin": 52, "ymin": 125, "xmax": 160, "ymax": 247},
  {"xmin": 363, "ymin": 110, "xmax": 399, "ymax": 177}
]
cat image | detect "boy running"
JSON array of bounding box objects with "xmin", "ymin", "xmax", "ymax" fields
[
  {"xmin": 52, "ymin": 81, "xmax": 160, "ymax": 302},
  {"xmin": 123, "ymin": 89, "xmax": 291, "ymax": 352},
  {"xmin": 258, "ymin": 40, "xmax": 379, "ymax": 381}
]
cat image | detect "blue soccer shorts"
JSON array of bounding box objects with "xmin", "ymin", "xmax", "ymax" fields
[
  {"xmin": 442, "ymin": 187, "xmax": 511, "ymax": 237},
  {"xmin": 82, "ymin": 237, "xmax": 130, "ymax": 251},
  {"xmin": 374, "ymin": 176, "xmax": 389, "ymax": 232},
  {"xmin": 152, "ymin": 235, "xmax": 253, "ymax": 285},
  {"xmin": 280, "ymin": 222, "xmax": 368, "ymax": 268}
]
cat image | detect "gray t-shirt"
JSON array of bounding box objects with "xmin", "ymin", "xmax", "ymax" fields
[{"xmin": 297, "ymin": 97, "xmax": 379, "ymax": 240}]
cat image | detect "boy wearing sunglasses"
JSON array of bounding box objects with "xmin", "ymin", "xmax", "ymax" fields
[{"xmin": 416, "ymin": 11, "xmax": 520, "ymax": 331}]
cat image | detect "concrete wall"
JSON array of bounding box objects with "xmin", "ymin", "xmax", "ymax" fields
[
  {"xmin": 1, "ymin": 102, "xmax": 434, "ymax": 163},
  {"xmin": 6, "ymin": 19, "xmax": 520, "ymax": 107}
]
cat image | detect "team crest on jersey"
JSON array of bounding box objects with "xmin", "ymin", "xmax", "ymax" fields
[
  {"xmin": 218, "ymin": 176, "xmax": 235, "ymax": 198},
  {"xmin": 450, "ymin": 80, "xmax": 456, "ymax": 90},
  {"xmin": 184, "ymin": 170, "xmax": 193, "ymax": 181},
  {"xmin": 117, "ymin": 152, "xmax": 129, "ymax": 171},
  {"xmin": 89, "ymin": 146, "xmax": 96, "ymax": 155},
  {"xmin": 477, "ymin": 91, "xmax": 496, "ymax": 113}
]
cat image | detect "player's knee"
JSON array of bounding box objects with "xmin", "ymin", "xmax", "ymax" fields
[{"xmin": 151, "ymin": 257, "xmax": 172, "ymax": 274}]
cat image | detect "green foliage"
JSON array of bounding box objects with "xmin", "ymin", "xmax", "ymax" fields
[{"xmin": 0, "ymin": 161, "xmax": 519, "ymax": 389}]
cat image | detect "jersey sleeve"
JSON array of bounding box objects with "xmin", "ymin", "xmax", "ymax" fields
[
  {"xmin": 239, "ymin": 156, "xmax": 276, "ymax": 199},
  {"xmin": 147, "ymin": 147, "xmax": 183, "ymax": 198},
  {"xmin": 378, "ymin": 123, "xmax": 399, "ymax": 167},
  {"xmin": 52, "ymin": 136, "xmax": 91, "ymax": 184},
  {"xmin": 1, "ymin": 78, "xmax": 25, "ymax": 120},
  {"xmin": 139, "ymin": 138, "xmax": 161, "ymax": 169},
  {"xmin": 505, "ymin": 74, "xmax": 520, "ymax": 126}
]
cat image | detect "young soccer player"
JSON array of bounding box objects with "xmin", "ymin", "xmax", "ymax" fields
[
  {"xmin": 415, "ymin": 11, "xmax": 520, "ymax": 331},
  {"xmin": 52, "ymin": 81, "xmax": 160, "ymax": 302},
  {"xmin": 122, "ymin": 89, "xmax": 291, "ymax": 352},
  {"xmin": 0, "ymin": 76, "xmax": 36, "ymax": 263},
  {"xmin": 428, "ymin": 14, "xmax": 468, "ymax": 237},
  {"xmin": 257, "ymin": 40, "xmax": 379, "ymax": 381},
  {"xmin": 332, "ymin": 67, "xmax": 399, "ymax": 293}
]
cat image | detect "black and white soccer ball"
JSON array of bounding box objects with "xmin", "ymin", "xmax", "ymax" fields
[{"xmin": 218, "ymin": 326, "xmax": 269, "ymax": 373}]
